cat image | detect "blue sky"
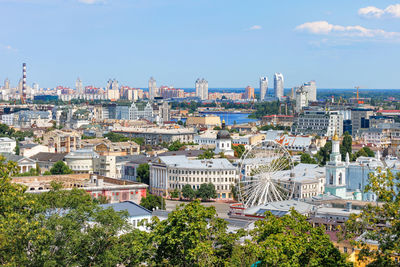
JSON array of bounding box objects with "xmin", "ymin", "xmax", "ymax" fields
[{"xmin": 1, "ymin": 0, "xmax": 400, "ymax": 89}]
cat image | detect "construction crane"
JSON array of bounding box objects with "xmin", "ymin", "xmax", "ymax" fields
[{"xmin": 355, "ymin": 86, "xmax": 364, "ymax": 104}]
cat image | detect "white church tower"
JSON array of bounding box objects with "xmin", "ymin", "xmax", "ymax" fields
[
  {"xmin": 214, "ymin": 120, "xmax": 234, "ymax": 157},
  {"xmin": 325, "ymin": 133, "xmax": 348, "ymax": 199}
]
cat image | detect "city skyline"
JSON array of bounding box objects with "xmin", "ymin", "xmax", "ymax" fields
[{"xmin": 1, "ymin": 0, "xmax": 400, "ymax": 89}]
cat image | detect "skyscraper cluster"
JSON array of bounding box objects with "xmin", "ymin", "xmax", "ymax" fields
[
  {"xmin": 259, "ymin": 73, "xmax": 284, "ymax": 101},
  {"xmin": 195, "ymin": 78, "xmax": 208, "ymax": 100}
]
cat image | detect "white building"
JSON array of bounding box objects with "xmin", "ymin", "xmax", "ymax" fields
[
  {"xmin": 65, "ymin": 149, "xmax": 99, "ymax": 174},
  {"xmin": 273, "ymin": 73, "xmax": 284, "ymax": 99},
  {"xmin": 295, "ymin": 86, "xmax": 309, "ymax": 113},
  {"xmin": 94, "ymin": 155, "xmax": 117, "ymax": 179},
  {"xmin": 129, "ymin": 102, "xmax": 154, "ymax": 121},
  {"xmin": 302, "ymin": 81, "xmax": 317, "ymax": 102},
  {"xmin": 0, "ymin": 137, "xmax": 16, "ymax": 154},
  {"xmin": 259, "ymin": 76, "xmax": 268, "ymax": 101},
  {"xmin": 195, "ymin": 78, "xmax": 208, "ymax": 100},
  {"xmin": 214, "ymin": 121, "xmax": 234, "ymax": 156},
  {"xmin": 150, "ymin": 155, "xmax": 237, "ymax": 199},
  {"xmin": 1, "ymin": 114, "xmax": 15, "ymax": 126},
  {"xmin": 293, "ymin": 109, "xmax": 343, "ymax": 137}
]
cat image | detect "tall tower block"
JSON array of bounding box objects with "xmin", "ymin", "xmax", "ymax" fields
[{"xmin": 22, "ymin": 63, "xmax": 27, "ymax": 104}]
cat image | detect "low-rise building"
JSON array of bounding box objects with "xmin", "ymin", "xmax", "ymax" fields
[
  {"xmin": 12, "ymin": 174, "xmax": 148, "ymax": 204},
  {"xmin": 1, "ymin": 153, "xmax": 37, "ymax": 173},
  {"xmin": 150, "ymin": 155, "xmax": 237, "ymax": 199},
  {"xmin": 0, "ymin": 137, "xmax": 16, "ymax": 154},
  {"xmin": 186, "ymin": 115, "xmax": 221, "ymax": 128},
  {"xmin": 262, "ymin": 115, "xmax": 294, "ymax": 127},
  {"xmin": 43, "ymin": 129, "xmax": 81, "ymax": 153},
  {"xmin": 112, "ymin": 127, "xmax": 196, "ymax": 145},
  {"xmin": 100, "ymin": 201, "xmax": 151, "ymax": 230},
  {"xmin": 29, "ymin": 152, "xmax": 67, "ymax": 174},
  {"xmin": 20, "ymin": 143, "xmax": 54, "ymax": 158},
  {"xmin": 292, "ymin": 109, "xmax": 343, "ymax": 137},
  {"xmin": 64, "ymin": 149, "xmax": 98, "ymax": 174}
]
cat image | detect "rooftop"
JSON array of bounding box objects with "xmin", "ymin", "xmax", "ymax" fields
[{"xmin": 100, "ymin": 201, "xmax": 151, "ymax": 217}]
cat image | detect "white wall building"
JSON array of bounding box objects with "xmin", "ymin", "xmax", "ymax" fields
[
  {"xmin": 195, "ymin": 78, "xmax": 208, "ymax": 100},
  {"xmin": 293, "ymin": 110, "xmax": 343, "ymax": 137},
  {"xmin": 302, "ymin": 81, "xmax": 317, "ymax": 102},
  {"xmin": 150, "ymin": 155, "xmax": 237, "ymax": 199},
  {"xmin": 260, "ymin": 76, "xmax": 268, "ymax": 101},
  {"xmin": 0, "ymin": 137, "xmax": 16, "ymax": 154},
  {"xmin": 65, "ymin": 149, "xmax": 99, "ymax": 174},
  {"xmin": 273, "ymin": 73, "xmax": 284, "ymax": 99}
]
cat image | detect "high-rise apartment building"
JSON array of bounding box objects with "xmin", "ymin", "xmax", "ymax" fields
[
  {"xmin": 244, "ymin": 86, "xmax": 255, "ymax": 100},
  {"xmin": 4, "ymin": 78, "xmax": 10, "ymax": 90},
  {"xmin": 259, "ymin": 77, "xmax": 268, "ymax": 101},
  {"xmin": 148, "ymin": 77, "xmax": 157, "ymax": 100},
  {"xmin": 75, "ymin": 78, "xmax": 84, "ymax": 94},
  {"xmin": 302, "ymin": 81, "xmax": 317, "ymax": 102},
  {"xmin": 274, "ymin": 73, "xmax": 284, "ymax": 99},
  {"xmin": 195, "ymin": 78, "xmax": 208, "ymax": 100},
  {"xmin": 295, "ymin": 86, "xmax": 309, "ymax": 113}
]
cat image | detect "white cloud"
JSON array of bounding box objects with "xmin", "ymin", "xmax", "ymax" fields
[
  {"xmin": 78, "ymin": 0, "xmax": 104, "ymax": 4},
  {"xmin": 249, "ymin": 25, "xmax": 262, "ymax": 30},
  {"xmin": 0, "ymin": 44, "xmax": 17, "ymax": 52},
  {"xmin": 358, "ymin": 4, "xmax": 400, "ymax": 19},
  {"xmin": 295, "ymin": 21, "xmax": 400, "ymax": 39}
]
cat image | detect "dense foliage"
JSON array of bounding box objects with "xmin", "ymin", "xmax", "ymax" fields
[
  {"xmin": 249, "ymin": 101, "xmax": 281, "ymax": 119},
  {"xmin": 50, "ymin": 161, "xmax": 73, "ymax": 175},
  {"xmin": 140, "ymin": 193, "xmax": 165, "ymax": 211},
  {"xmin": 0, "ymin": 123, "xmax": 34, "ymax": 141},
  {"xmin": 198, "ymin": 149, "xmax": 215, "ymax": 159},
  {"xmin": 345, "ymin": 169, "xmax": 400, "ymax": 266},
  {"xmin": 300, "ymin": 153, "xmax": 317, "ymax": 164},
  {"xmin": 136, "ymin": 163, "xmax": 150, "ymax": 184},
  {"xmin": 0, "ymin": 156, "xmax": 351, "ymax": 266},
  {"xmin": 232, "ymin": 144, "xmax": 246, "ymax": 158}
]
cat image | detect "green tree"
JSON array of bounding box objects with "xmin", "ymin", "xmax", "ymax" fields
[
  {"xmin": 140, "ymin": 193, "xmax": 165, "ymax": 211},
  {"xmin": 231, "ymin": 209, "xmax": 351, "ymax": 266},
  {"xmin": 50, "ymin": 161, "xmax": 73, "ymax": 175},
  {"xmin": 0, "ymin": 156, "xmax": 150, "ymax": 266},
  {"xmin": 198, "ymin": 149, "xmax": 215, "ymax": 159},
  {"xmin": 149, "ymin": 201, "xmax": 239, "ymax": 266},
  {"xmin": 340, "ymin": 131, "xmax": 352, "ymax": 161},
  {"xmin": 170, "ymin": 189, "xmax": 180, "ymax": 199},
  {"xmin": 167, "ymin": 140, "xmax": 185, "ymax": 151},
  {"xmin": 196, "ymin": 183, "xmax": 217, "ymax": 201},
  {"xmin": 14, "ymin": 142, "xmax": 20, "ymax": 155},
  {"xmin": 136, "ymin": 163, "xmax": 149, "ymax": 184},
  {"xmin": 232, "ymin": 144, "xmax": 246, "ymax": 158},
  {"xmin": 362, "ymin": 146, "xmax": 375, "ymax": 157},
  {"xmin": 131, "ymin": 137, "xmax": 145, "ymax": 146},
  {"xmin": 316, "ymin": 141, "xmax": 332, "ymax": 166},
  {"xmin": 182, "ymin": 184, "xmax": 196, "ymax": 200},
  {"xmin": 104, "ymin": 132, "xmax": 129, "ymax": 142},
  {"xmin": 300, "ymin": 153, "xmax": 317, "ymax": 164},
  {"xmin": 344, "ymin": 169, "xmax": 400, "ymax": 266}
]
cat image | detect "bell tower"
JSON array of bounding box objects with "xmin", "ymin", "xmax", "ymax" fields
[{"xmin": 325, "ymin": 132, "xmax": 348, "ymax": 199}]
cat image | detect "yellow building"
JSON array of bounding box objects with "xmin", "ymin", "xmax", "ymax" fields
[{"xmin": 186, "ymin": 115, "xmax": 221, "ymax": 128}]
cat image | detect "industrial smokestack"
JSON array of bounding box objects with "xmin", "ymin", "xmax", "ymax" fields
[{"xmin": 22, "ymin": 63, "xmax": 27, "ymax": 103}]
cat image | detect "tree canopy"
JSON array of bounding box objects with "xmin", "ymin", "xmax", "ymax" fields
[
  {"xmin": 50, "ymin": 161, "xmax": 73, "ymax": 175},
  {"xmin": 136, "ymin": 163, "xmax": 150, "ymax": 184},
  {"xmin": 345, "ymin": 169, "xmax": 400, "ymax": 266}
]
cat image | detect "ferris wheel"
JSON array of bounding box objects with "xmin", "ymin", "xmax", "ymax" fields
[{"xmin": 237, "ymin": 140, "xmax": 295, "ymax": 208}]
